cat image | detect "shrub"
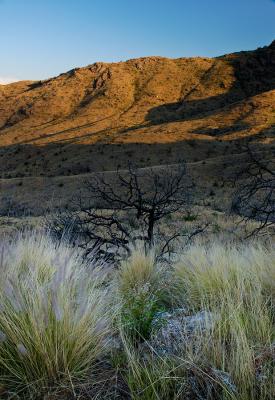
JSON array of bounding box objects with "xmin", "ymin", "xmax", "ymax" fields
[
  {"xmin": 183, "ymin": 213, "xmax": 198, "ymax": 222},
  {"xmin": 116, "ymin": 248, "xmax": 167, "ymax": 342}
]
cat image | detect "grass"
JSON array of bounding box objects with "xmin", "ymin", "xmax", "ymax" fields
[
  {"xmin": 115, "ymin": 247, "xmax": 167, "ymax": 341},
  {"xmin": 0, "ymin": 233, "xmax": 274, "ymax": 398},
  {"xmin": 114, "ymin": 242, "xmax": 274, "ymax": 399},
  {"xmin": 0, "ymin": 233, "xmax": 110, "ymax": 398},
  {"xmin": 173, "ymin": 243, "xmax": 275, "ymax": 399}
]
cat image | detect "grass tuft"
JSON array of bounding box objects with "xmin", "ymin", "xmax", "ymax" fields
[
  {"xmin": 0, "ymin": 234, "xmax": 274, "ymax": 399},
  {"xmin": 173, "ymin": 243, "xmax": 275, "ymax": 399},
  {"xmin": 0, "ymin": 233, "xmax": 110, "ymax": 397},
  {"xmin": 115, "ymin": 247, "xmax": 167, "ymax": 342}
]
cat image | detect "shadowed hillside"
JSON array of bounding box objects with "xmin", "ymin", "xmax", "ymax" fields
[{"xmin": 0, "ymin": 41, "xmax": 274, "ymax": 212}]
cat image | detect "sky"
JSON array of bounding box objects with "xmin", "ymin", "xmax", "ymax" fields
[{"xmin": 0, "ymin": 0, "xmax": 275, "ymax": 83}]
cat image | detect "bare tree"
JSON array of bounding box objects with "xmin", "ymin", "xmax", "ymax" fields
[
  {"xmin": 48, "ymin": 162, "xmax": 204, "ymax": 261},
  {"xmin": 231, "ymin": 145, "xmax": 275, "ymax": 236}
]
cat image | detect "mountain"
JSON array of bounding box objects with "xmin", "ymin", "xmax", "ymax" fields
[{"xmin": 0, "ymin": 41, "xmax": 274, "ymax": 214}]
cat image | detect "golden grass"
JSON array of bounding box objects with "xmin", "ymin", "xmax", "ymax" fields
[{"xmin": 117, "ymin": 247, "xmax": 159, "ymax": 294}]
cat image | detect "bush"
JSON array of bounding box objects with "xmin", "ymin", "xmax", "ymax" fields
[
  {"xmin": 183, "ymin": 212, "xmax": 198, "ymax": 222},
  {"xmin": 115, "ymin": 248, "xmax": 167, "ymax": 342}
]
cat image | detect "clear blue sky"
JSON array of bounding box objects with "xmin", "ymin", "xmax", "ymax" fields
[{"xmin": 1, "ymin": 0, "xmax": 275, "ymax": 82}]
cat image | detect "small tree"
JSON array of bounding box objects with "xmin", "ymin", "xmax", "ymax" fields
[
  {"xmin": 49, "ymin": 162, "xmax": 203, "ymax": 261},
  {"xmin": 232, "ymin": 145, "xmax": 275, "ymax": 236}
]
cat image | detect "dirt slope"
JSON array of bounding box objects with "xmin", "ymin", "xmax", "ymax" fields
[
  {"xmin": 0, "ymin": 41, "xmax": 274, "ymax": 214},
  {"xmin": 0, "ymin": 41, "xmax": 274, "ymax": 177}
]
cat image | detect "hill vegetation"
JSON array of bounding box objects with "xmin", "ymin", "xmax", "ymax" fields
[
  {"xmin": 0, "ymin": 233, "xmax": 273, "ymax": 399},
  {"xmin": 0, "ymin": 41, "xmax": 275, "ymax": 399},
  {"xmin": 1, "ymin": 41, "xmax": 275, "ymax": 153},
  {"xmin": 0, "ymin": 41, "xmax": 274, "ymax": 215}
]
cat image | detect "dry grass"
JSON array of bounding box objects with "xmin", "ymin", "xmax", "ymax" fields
[
  {"xmin": 115, "ymin": 248, "xmax": 168, "ymax": 342},
  {"xmin": 117, "ymin": 248, "xmax": 159, "ymax": 294},
  {"xmin": 0, "ymin": 232, "xmax": 274, "ymax": 398},
  {"xmin": 172, "ymin": 243, "xmax": 275, "ymax": 399},
  {"xmin": 114, "ymin": 242, "xmax": 275, "ymax": 399},
  {"xmin": 0, "ymin": 233, "xmax": 110, "ymax": 398}
]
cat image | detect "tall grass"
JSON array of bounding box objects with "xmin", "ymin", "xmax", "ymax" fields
[
  {"xmin": 115, "ymin": 247, "xmax": 168, "ymax": 341},
  {"xmin": 118, "ymin": 334, "xmax": 185, "ymax": 400},
  {"xmin": 0, "ymin": 233, "xmax": 110, "ymax": 397},
  {"xmin": 114, "ymin": 243, "xmax": 275, "ymax": 399},
  {"xmin": 173, "ymin": 243, "xmax": 275, "ymax": 399},
  {"xmin": 0, "ymin": 232, "xmax": 274, "ymax": 399}
]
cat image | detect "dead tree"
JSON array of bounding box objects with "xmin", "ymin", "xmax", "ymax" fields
[
  {"xmin": 231, "ymin": 145, "xmax": 275, "ymax": 236},
  {"xmin": 48, "ymin": 162, "xmax": 204, "ymax": 261}
]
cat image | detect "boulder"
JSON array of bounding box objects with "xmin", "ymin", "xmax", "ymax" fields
[{"xmin": 151, "ymin": 309, "xmax": 217, "ymax": 355}]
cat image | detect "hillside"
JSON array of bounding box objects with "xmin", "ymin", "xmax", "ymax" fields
[{"xmin": 0, "ymin": 41, "xmax": 274, "ymax": 214}]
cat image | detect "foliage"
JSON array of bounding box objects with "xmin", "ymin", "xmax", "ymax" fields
[
  {"xmin": 115, "ymin": 248, "xmax": 167, "ymax": 342},
  {"xmin": 0, "ymin": 233, "xmax": 274, "ymax": 399}
]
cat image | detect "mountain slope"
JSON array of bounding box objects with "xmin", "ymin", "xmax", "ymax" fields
[{"xmin": 0, "ymin": 41, "xmax": 274, "ymax": 183}]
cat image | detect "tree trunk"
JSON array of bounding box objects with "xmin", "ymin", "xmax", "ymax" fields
[{"xmin": 147, "ymin": 212, "xmax": 155, "ymax": 248}]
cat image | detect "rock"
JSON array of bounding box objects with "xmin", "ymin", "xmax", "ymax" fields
[
  {"xmin": 255, "ymin": 342, "xmax": 275, "ymax": 384},
  {"xmin": 151, "ymin": 309, "xmax": 218, "ymax": 355},
  {"xmin": 186, "ymin": 368, "xmax": 237, "ymax": 399},
  {"xmin": 105, "ymin": 334, "xmax": 123, "ymax": 352},
  {"xmin": 211, "ymin": 368, "xmax": 237, "ymax": 394}
]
